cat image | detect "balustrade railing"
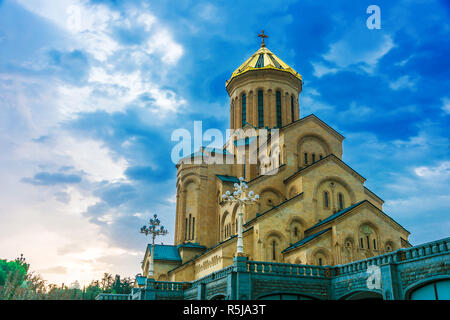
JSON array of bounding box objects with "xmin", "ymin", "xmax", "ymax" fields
[
  {"xmin": 247, "ymin": 260, "xmax": 328, "ymax": 277},
  {"xmin": 148, "ymin": 280, "xmax": 189, "ymax": 291},
  {"xmin": 191, "ymin": 265, "xmax": 234, "ymax": 287},
  {"xmin": 335, "ymin": 237, "xmax": 450, "ymax": 276}
]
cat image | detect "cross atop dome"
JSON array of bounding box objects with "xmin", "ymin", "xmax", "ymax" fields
[{"xmin": 258, "ymin": 30, "xmax": 268, "ymax": 47}]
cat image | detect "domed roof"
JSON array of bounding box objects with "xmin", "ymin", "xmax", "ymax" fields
[{"xmin": 226, "ymin": 46, "xmax": 302, "ymax": 86}]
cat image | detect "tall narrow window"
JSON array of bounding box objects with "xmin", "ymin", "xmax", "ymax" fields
[
  {"xmin": 294, "ymin": 227, "xmax": 298, "ymax": 237},
  {"xmin": 373, "ymin": 239, "xmax": 377, "ymax": 250},
  {"xmin": 338, "ymin": 193, "xmax": 344, "ymax": 210},
  {"xmin": 291, "ymin": 96, "xmax": 295, "ymax": 122},
  {"xmin": 276, "ymin": 91, "xmax": 282, "ymax": 128},
  {"xmin": 320, "ymin": 154, "xmax": 323, "ymax": 160},
  {"xmin": 304, "ymin": 152, "xmax": 308, "ymax": 165},
  {"xmin": 360, "ymin": 238, "xmax": 364, "ymax": 248},
  {"xmin": 258, "ymin": 90, "xmax": 264, "ymax": 127},
  {"xmin": 188, "ymin": 214, "xmax": 191, "ymax": 240},
  {"xmin": 312, "ymin": 154, "xmax": 316, "ymax": 163},
  {"xmin": 236, "ymin": 219, "xmax": 238, "ymax": 233},
  {"xmin": 242, "ymin": 93, "xmax": 247, "ymax": 126},
  {"xmin": 324, "ymin": 191, "xmax": 329, "ymax": 208},
  {"xmin": 366, "ymin": 236, "xmax": 370, "ymax": 249},
  {"xmin": 185, "ymin": 218, "xmax": 188, "ymax": 240},
  {"xmin": 272, "ymin": 241, "xmax": 276, "ymax": 260},
  {"xmin": 318, "ymin": 258, "xmax": 323, "ymax": 266},
  {"xmin": 192, "ymin": 217, "xmax": 195, "ymax": 240}
]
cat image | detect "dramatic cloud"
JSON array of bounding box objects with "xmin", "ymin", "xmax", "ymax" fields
[{"xmin": 0, "ymin": 0, "xmax": 449, "ymax": 285}]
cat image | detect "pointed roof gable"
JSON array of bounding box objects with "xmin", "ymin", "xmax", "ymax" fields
[
  {"xmin": 283, "ymin": 154, "xmax": 366, "ymax": 184},
  {"xmin": 305, "ymin": 200, "xmax": 410, "ymax": 235}
]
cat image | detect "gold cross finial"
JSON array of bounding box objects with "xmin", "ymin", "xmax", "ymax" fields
[{"xmin": 258, "ymin": 30, "xmax": 268, "ymax": 47}]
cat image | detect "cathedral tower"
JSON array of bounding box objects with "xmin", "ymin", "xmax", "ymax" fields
[{"xmin": 226, "ymin": 31, "xmax": 303, "ymax": 130}]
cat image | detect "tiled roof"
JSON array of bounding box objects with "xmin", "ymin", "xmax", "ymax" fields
[
  {"xmin": 135, "ymin": 276, "xmax": 146, "ymax": 286},
  {"xmin": 282, "ymin": 228, "xmax": 332, "ymax": 253},
  {"xmin": 216, "ymin": 175, "xmax": 241, "ymax": 183},
  {"xmin": 177, "ymin": 242, "xmax": 207, "ymax": 249},
  {"xmin": 147, "ymin": 244, "xmax": 181, "ymax": 262}
]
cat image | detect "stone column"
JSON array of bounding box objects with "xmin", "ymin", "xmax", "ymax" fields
[
  {"xmin": 270, "ymin": 90, "xmax": 276, "ymax": 128},
  {"xmin": 264, "ymin": 89, "xmax": 270, "ymax": 128},
  {"xmin": 230, "ymin": 101, "xmax": 234, "ymax": 130}
]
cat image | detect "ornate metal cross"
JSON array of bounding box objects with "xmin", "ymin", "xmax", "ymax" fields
[{"xmin": 258, "ymin": 30, "xmax": 269, "ymax": 47}]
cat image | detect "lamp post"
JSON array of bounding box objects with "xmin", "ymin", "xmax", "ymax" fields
[
  {"xmin": 140, "ymin": 214, "xmax": 168, "ymax": 278},
  {"xmin": 221, "ymin": 177, "xmax": 259, "ymax": 256}
]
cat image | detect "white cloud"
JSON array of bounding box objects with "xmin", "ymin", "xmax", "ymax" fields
[
  {"xmin": 323, "ymin": 34, "xmax": 394, "ymax": 73},
  {"xmin": 389, "ymin": 75, "xmax": 418, "ymax": 91},
  {"xmin": 441, "ymin": 97, "xmax": 450, "ymax": 114},
  {"xmin": 311, "ymin": 62, "xmax": 339, "ymax": 78},
  {"xmin": 414, "ymin": 161, "xmax": 450, "ymax": 179}
]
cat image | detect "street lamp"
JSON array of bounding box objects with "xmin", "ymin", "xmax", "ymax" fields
[
  {"xmin": 221, "ymin": 177, "xmax": 259, "ymax": 256},
  {"xmin": 140, "ymin": 214, "xmax": 168, "ymax": 278}
]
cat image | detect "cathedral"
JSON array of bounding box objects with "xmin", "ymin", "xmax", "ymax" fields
[
  {"xmin": 140, "ymin": 34, "xmax": 412, "ymax": 283},
  {"xmin": 96, "ymin": 35, "xmax": 449, "ymax": 301}
]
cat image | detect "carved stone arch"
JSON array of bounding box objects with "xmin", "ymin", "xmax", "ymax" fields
[
  {"xmin": 357, "ymin": 221, "xmax": 380, "ymax": 256},
  {"xmin": 286, "ymin": 216, "xmax": 306, "ymax": 244},
  {"xmin": 180, "ymin": 172, "xmax": 201, "ymax": 188},
  {"xmin": 287, "ymin": 185, "xmax": 299, "ymax": 198},
  {"xmin": 182, "ymin": 176, "xmax": 201, "ymax": 242},
  {"xmin": 158, "ymin": 274, "xmax": 168, "ymax": 281},
  {"xmin": 342, "ymin": 235, "xmax": 356, "ymax": 263},
  {"xmin": 310, "ymin": 246, "xmax": 332, "ymax": 266},
  {"xmin": 264, "ymin": 230, "xmax": 286, "ymax": 262},
  {"xmin": 258, "ymin": 187, "xmax": 284, "ymax": 213},
  {"xmin": 384, "ymin": 239, "xmax": 395, "ymax": 252},
  {"xmin": 296, "ymin": 134, "xmax": 331, "ymax": 168},
  {"xmin": 312, "ymin": 175, "xmax": 357, "ymax": 220}
]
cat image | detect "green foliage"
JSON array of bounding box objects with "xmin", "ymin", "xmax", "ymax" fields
[{"xmin": 0, "ymin": 255, "xmax": 133, "ymax": 300}]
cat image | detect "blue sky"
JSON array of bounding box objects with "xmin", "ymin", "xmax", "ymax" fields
[{"xmin": 0, "ymin": 0, "xmax": 449, "ymax": 285}]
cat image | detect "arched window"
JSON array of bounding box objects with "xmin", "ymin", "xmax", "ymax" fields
[
  {"xmin": 192, "ymin": 217, "xmax": 195, "ymax": 240},
  {"xmin": 366, "ymin": 235, "xmax": 370, "ymax": 249},
  {"xmin": 312, "ymin": 153, "xmax": 316, "ymax": 163},
  {"xmin": 320, "ymin": 154, "xmax": 323, "ymax": 160},
  {"xmin": 258, "ymin": 90, "xmax": 264, "ymax": 127},
  {"xmin": 276, "ymin": 91, "xmax": 282, "ymax": 128},
  {"xmin": 241, "ymin": 93, "xmax": 246, "ymax": 126},
  {"xmin": 373, "ymin": 238, "xmax": 377, "ymax": 250},
  {"xmin": 324, "ymin": 191, "xmax": 329, "ymax": 208},
  {"xmin": 185, "ymin": 218, "xmax": 188, "ymax": 240},
  {"xmin": 294, "ymin": 227, "xmax": 298, "ymax": 237},
  {"xmin": 272, "ymin": 240, "xmax": 276, "ymax": 261},
  {"xmin": 338, "ymin": 193, "xmax": 344, "ymax": 210},
  {"xmin": 360, "ymin": 237, "xmax": 364, "ymax": 248},
  {"xmin": 318, "ymin": 258, "xmax": 323, "ymax": 266},
  {"xmin": 304, "ymin": 152, "xmax": 308, "ymax": 165},
  {"xmin": 291, "ymin": 96, "xmax": 295, "ymax": 122},
  {"xmin": 188, "ymin": 214, "xmax": 192, "ymax": 240}
]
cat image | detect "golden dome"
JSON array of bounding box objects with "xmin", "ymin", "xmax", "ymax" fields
[{"xmin": 226, "ymin": 46, "xmax": 302, "ymax": 86}]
